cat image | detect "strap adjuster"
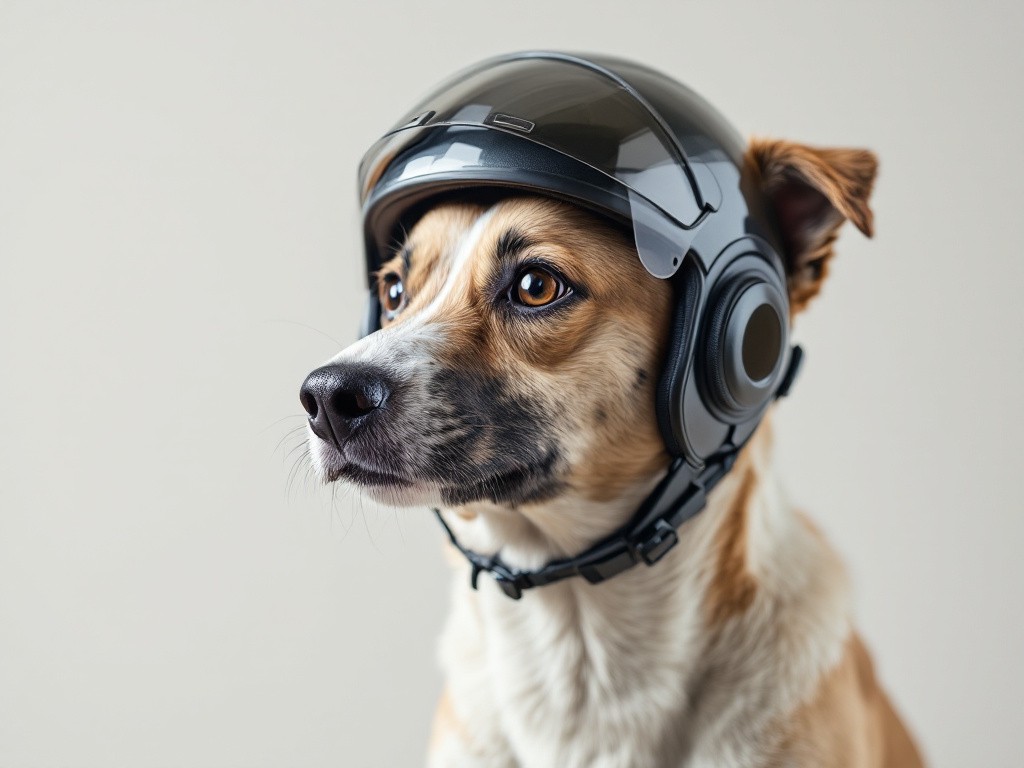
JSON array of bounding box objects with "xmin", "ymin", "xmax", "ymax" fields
[
  {"xmin": 495, "ymin": 576, "xmax": 524, "ymax": 600},
  {"xmin": 471, "ymin": 559, "xmax": 528, "ymax": 600},
  {"xmin": 635, "ymin": 520, "xmax": 679, "ymax": 565}
]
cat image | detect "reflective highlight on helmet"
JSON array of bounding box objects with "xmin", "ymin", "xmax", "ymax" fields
[{"xmin": 359, "ymin": 55, "xmax": 709, "ymax": 231}]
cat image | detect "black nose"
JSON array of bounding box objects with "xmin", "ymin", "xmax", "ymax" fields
[{"xmin": 299, "ymin": 364, "xmax": 391, "ymax": 450}]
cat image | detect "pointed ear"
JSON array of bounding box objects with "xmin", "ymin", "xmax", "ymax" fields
[{"xmin": 746, "ymin": 138, "xmax": 879, "ymax": 315}]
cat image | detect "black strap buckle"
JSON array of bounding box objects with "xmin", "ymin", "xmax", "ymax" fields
[
  {"xmin": 635, "ymin": 520, "xmax": 679, "ymax": 565},
  {"xmin": 494, "ymin": 576, "xmax": 525, "ymax": 600},
  {"xmin": 471, "ymin": 559, "xmax": 529, "ymax": 600}
]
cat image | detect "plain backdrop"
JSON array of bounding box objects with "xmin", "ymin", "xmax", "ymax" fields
[{"xmin": 2, "ymin": 1, "xmax": 1022, "ymax": 766}]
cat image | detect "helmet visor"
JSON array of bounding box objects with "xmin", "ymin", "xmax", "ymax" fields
[{"xmin": 358, "ymin": 53, "xmax": 710, "ymax": 231}]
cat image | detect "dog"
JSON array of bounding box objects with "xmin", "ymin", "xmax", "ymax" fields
[{"xmin": 301, "ymin": 138, "xmax": 924, "ymax": 767}]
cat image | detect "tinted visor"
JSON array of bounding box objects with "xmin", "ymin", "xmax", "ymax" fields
[{"xmin": 358, "ymin": 53, "xmax": 711, "ymax": 230}]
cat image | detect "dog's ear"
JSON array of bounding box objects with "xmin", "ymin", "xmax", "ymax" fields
[{"xmin": 746, "ymin": 138, "xmax": 878, "ymax": 315}]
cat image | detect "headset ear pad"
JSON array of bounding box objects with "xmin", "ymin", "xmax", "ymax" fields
[{"xmin": 701, "ymin": 275, "xmax": 788, "ymax": 423}]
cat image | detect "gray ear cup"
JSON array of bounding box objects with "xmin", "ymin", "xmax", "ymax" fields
[{"xmin": 701, "ymin": 270, "xmax": 788, "ymax": 423}]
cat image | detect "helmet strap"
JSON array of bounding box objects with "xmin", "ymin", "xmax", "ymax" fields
[{"xmin": 432, "ymin": 345, "xmax": 802, "ymax": 601}]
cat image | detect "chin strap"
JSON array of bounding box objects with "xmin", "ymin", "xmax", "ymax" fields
[
  {"xmin": 432, "ymin": 344, "xmax": 804, "ymax": 601},
  {"xmin": 433, "ymin": 452, "xmax": 732, "ymax": 600}
]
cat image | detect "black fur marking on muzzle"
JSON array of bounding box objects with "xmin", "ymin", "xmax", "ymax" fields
[
  {"xmin": 415, "ymin": 368, "xmax": 565, "ymax": 506},
  {"xmin": 440, "ymin": 447, "xmax": 564, "ymax": 507}
]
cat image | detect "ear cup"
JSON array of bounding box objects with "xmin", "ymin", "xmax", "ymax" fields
[{"xmin": 701, "ymin": 275, "xmax": 787, "ymax": 422}]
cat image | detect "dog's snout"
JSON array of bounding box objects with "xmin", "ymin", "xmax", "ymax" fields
[{"xmin": 299, "ymin": 364, "xmax": 392, "ymax": 449}]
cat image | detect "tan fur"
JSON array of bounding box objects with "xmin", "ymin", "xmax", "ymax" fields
[
  {"xmin": 767, "ymin": 635, "xmax": 924, "ymax": 767},
  {"xmin": 429, "ymin": 424, "xmax": 924, "ymax": 767},
  {"xmin": 746, "ymin": 138, "xmax": 879, "ymax": 315},
  {"xmin": 705, "ymin": 449, "xmax": 759, "ymax": 628},
  {"xmin": 420, "ymin": 182, "xmax": 921, "ymax": 766},
  {"xmin": 313, "ymin": 138, "xmax": 921, "ymax": 766},
  {"xmin": 378, "ymin": 203, "xmax": 485, "ymax": 311},
  {"xmin": 383, "ymin": 198, "xmax": 672, "ymax": 513}
]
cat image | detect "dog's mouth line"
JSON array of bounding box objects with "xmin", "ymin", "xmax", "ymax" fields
[
  {"xmin": 439, "ymin": 450, "xmax": 562, "ymax": 506},
  {"xmin": 330, "ymin": 460, "xmax": 543, "ymax": 488},
  {"xmin": 322, "ymin": 448, "xmax": 558, "ymax": 501},
  {"xmin": 326, "ymin": 459, "xmax": 415, "ymax": 488},
  {"xmin": 327, "ymin": 462, "xmax": 407, "ymax": 487}
]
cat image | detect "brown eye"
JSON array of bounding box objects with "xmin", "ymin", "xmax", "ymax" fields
[
  {"xmin": 380, "ymin": 272, "xmax": 405, "ymax": 317},
  {"xmin": 514, "ymin": 267, "xmax": 567, "ymax": 308}
]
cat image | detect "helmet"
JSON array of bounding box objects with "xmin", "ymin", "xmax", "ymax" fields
[{"xmin": 356, "ymin": 51, "xmax": 799, "ymax": 469}]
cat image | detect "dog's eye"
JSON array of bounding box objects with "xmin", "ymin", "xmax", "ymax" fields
[
  {"xmin": 380, "ymin": 272, "xmax": 406, "ymax": 318},
  {"xmin": 512, "ymin": 267, "xmax": 569, "ymax": 308}
]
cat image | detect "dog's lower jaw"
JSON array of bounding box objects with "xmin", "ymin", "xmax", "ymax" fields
[
  {"xmin": 436, "ymin": 467, "xmax": 666, "ymax": 573},
  {"xmin": 430, "ymin": 424, "xmax": 863, "ymax": 768}
]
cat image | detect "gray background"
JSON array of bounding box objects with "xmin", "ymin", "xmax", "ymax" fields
[{"xmin": 2, "ymin": 1, "xmax": 1022, "ymax": 766}]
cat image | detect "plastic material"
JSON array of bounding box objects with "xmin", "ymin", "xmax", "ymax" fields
[
  {"xmin": 354, "ymin": 52, "xmax": 807, "ymax": 597},
  {"xmin": 357, "ymin": 51, "xmax": 795, "ymax": 468}
]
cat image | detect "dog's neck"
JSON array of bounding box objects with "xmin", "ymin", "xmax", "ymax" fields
[
  {"xmin": 438, "ymin": 466, "xmax": 664, "ymax": 574},
  {"xmin": 439, "ymin": 421, "xmax": 777, "ymax": 589},
  {"xmin": 435, "ymin": 418, "xmax": 854, "ymax": 764}
]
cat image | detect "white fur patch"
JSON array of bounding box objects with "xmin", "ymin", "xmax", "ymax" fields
[
  {"xmin": 330, "ymin": 205, "xmax": 497, "ymax": 375},
  {"xmin": 432, "ymin": 431, "xmax": 854, "ymax": 767}
]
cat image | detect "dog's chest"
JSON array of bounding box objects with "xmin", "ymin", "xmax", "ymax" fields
[
  {"xmin": 434, "ymin": 457, "xmax": 853, "ymax": 767},
  {"xmin": 441, "ymin": 572, "xmax": 711, "ymax": 768}
]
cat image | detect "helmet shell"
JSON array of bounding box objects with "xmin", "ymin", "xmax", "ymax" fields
[{"xmin": 358, "ymin": 51, "xmax": 783, "ymax": 286}]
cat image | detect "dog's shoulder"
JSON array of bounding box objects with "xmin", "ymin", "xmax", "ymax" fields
[{"xmin": 764, "ymin": 633, "xmax": 924, "ymax": 768}]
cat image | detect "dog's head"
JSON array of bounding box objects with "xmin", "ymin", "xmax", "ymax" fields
[
  {"xmin": 301, "ymin": 197, "xmax": 672, "ymax": 510},
  {"xmin": 301, "ymin": 139, "xmax": 877, "ymax": 519}
]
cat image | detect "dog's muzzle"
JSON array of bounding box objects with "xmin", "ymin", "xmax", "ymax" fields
[{"xmin": 299, "ymin": 363, "xmax": 392, "ymax": 452}]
